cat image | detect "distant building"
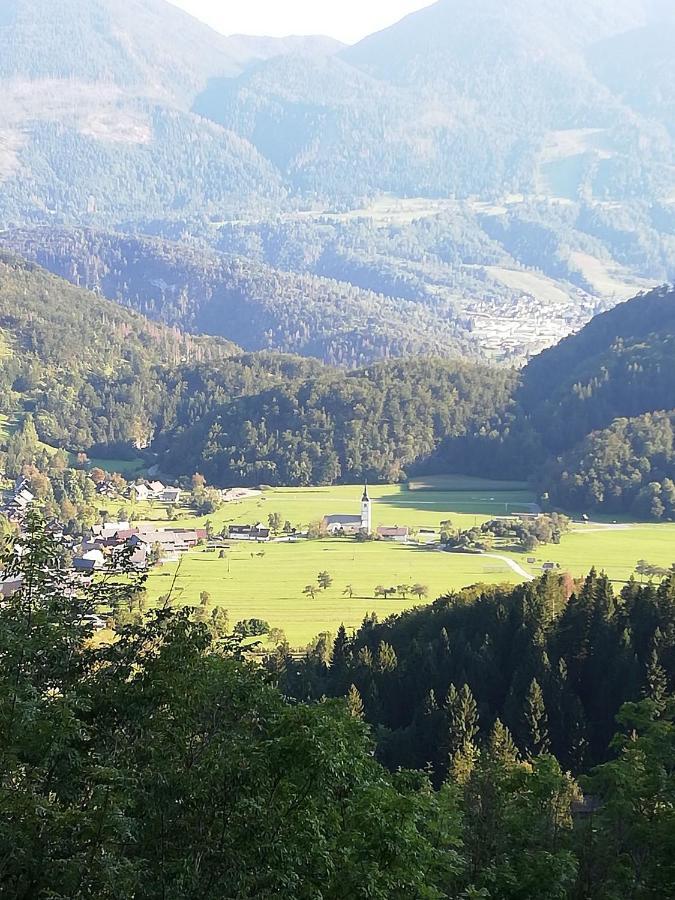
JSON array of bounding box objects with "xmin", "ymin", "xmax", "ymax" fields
[
  {"xmin": 228, "ymin": 524, "xmax": 270, "ymax": 542},
  {"xmin": 74, "ymin": 548, "xmax": 106, "ymax": 572},
  {"xmin": 0, "ymin": 574, "xmax": 23, "ymax": 598},
  {"xmin": 132, "ymin": 484, "xmax": 151, "ymax": 502},
  {"xmin": 159, "ymin": 487, "xmax": 182, "ymax": 504},
  {"xmin": 377, "ymin": 525, "xmax": 409, "ymax": 543},
  {"xmin": 361, "ymin": 484, "xmax": 372, "ymax": 535},
  {"xmin": 131, "ymin": 482, "xmax": 181, "ymax": 504}
]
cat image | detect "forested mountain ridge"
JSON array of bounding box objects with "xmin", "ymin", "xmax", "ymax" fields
[
  {"xmin": 0, "ymin": 228, "xmax": 478, "ymax": 365},
  {"xmin": 158, "ymin": 358, "xmax": 516, "ymax": 486},
  {"xmin": 1, "ymin": 253, "xmax": 673, "ymax": 508},
  {"xmin": 519, "ymin": 284, "xmax": 675, "ymax": 453},
  {"xmin": 519, "ymin": 285, "xmax": 675, "ymax": 515},
  {"xmin": 1, "ymin": 0, "xmax": 672, "ymax": 354},
  {"xmin": 0, "ymin": 254, "xmax": 328, "ymax": 451},
  {"xmin": 0, "ymin": 256, "xmax": 515, "ymax": 481}
]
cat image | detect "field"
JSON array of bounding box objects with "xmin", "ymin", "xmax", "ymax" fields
[
  {"xmin": 140, "ymin": 477, "xmax": 675, "ymax": 647},
  {"xmin": 146, "ymin": 539, "xmax": 522, "ymax": 646}
]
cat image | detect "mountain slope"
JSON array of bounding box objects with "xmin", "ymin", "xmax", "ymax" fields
[
  {"xmin": 0, "ymin": 254, "xmax": 515, "ymax": 485},
  {"xmin": 1, "ymin": 228, "xmax": 483, "ymax": 365},
  {"xmin": 519, "ymin": 284, "xmax": 675, "ymax": 453}
]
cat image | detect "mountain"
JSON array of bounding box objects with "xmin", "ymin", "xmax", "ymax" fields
[
  {"xmin": 0, "ymin": 0, "xmax": 672, "ymax": 360},
  {"xmin": 0, "ymin": 228, "xmax": 481, "ymax": 365},
  {"xmin": 519, "ymin": 284, "xmax": 675, "ymax": 453},
  {"xmin": 0, "ymin": 254, "xmax": 513, "ymax": 484}
]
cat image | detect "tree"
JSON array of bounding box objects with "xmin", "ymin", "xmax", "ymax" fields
[
  {"xmin": 347, "ymin": 684, "xmax": 364, "ymax": 719},
  {"xmin": 343, "ymin": 584, "xmax": 355, "ymax": 599},
  {"xmin": 303, "ymin": 584, "xmax": 318, "ymax": 600},
  {"xmin": 643, "ymin": 649, "xmax": 668, "ymax": 711},
  {"xmin": 411, "ymin": 583, "xmax": 429, "ymax": 600},
  {"xmin": 317, "ymin": 571, "xmax": 333, "ymax": 591},
  {"xmin": 199, "ymin": 591, "xmax": 212, "ymax": 609},
  {"xmin": 581, "ymin": 699, "xmax": 675, "ymax": 899},
  {"xmin": 233, "ymin": 618, "xmax": 270, "ymax": 639},
  {"xmin": 268, "ymin": 512, "xmax": 282, "ymax": 533},
  {"xmin": 377, "ymin": 641, "xmax": 398, "ymax": 673},
  {"xmin": 209, "ymin": 607, "xmax": 230, "ymax": 639},
  {"xmin": 397, "ymin": 584, "xmax": 411, "ymax": 598},
  {"xmin": 191, "ymin": 472, "xmax": 206, "ymax": 492},
  {"xmin": 523, "ymin": 678, "xmax": 550, "ymax": 756}
]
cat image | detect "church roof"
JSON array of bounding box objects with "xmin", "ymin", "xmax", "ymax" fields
[
  {"xmin": 362, "ymin": 483, "xmax": 370, "ymax": 502},
  {"xmin": 324, "ymin": 514, "xmax": 361, "ymax": 525}
]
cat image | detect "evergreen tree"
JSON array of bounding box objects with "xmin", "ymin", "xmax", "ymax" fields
[{"xmin": 523, "ymin": 678, "xmax": 550, "ymax": 756}]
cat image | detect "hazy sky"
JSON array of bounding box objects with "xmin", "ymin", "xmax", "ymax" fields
[{"xmin": 168, "ymin": 0, "xmax": 434, "ymax": 44}]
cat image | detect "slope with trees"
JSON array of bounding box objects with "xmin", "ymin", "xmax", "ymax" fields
[{"xmin": 3, "ymin": 516, "xmax": 675, "ymax": 898}]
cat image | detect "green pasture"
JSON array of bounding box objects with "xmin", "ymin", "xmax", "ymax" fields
[
  {"xmin": 521, "ymin": 523, "xmax": 675, "ymax": 584},
  {"xmin": 135, "ymin": 481, "xmax": 675, "ymax": 648},
  {"xmin": 145, "ymin": 539, "xmax": 520, "ymax": 646}
]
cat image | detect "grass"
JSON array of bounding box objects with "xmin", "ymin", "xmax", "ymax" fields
[
  {"xmin": 132, "ymin": 481, "xmax": 675, "ymax": 648},
  {"xmin": 520, "ymin": 523, "xmax": 675, "ymax": 584},
  {"xmin": 145, "ymin": 539, "xmax": 521, "ymax": 647}
]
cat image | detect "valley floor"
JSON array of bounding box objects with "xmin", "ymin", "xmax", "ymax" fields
[{"xmin": 138, "ymin": 480, "xmax": 675, "ymax": 647}]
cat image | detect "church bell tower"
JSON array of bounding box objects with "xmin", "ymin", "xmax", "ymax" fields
[{"xmin": 361, "ymin": 483, "xmax": 372, "ymax": 535}]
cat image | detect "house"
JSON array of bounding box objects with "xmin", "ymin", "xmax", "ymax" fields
[
  {"xmin": 132, "ymin": 481, "xmax": 181, "ymax": 504},
  {"xmin": 165, "ymin": 528, "xmax": 207, "ymax": 546},
  {"xmin": 90, "ymin": 523, "xmax": 137, "ymax": 548},
  {"xmin": 159, "ymin": 487, "xmax": 182, "ymax": 504},
  {"xmin": 74, "ymin": 548, "xmax": 106, "ymax": 572},
  {"xmin": 82, "ymin": 613, "xmax": 108, "ymax": 632},
  {"xmin": 0, "ymin": 574, "xmax": 23, "ymax": 598},
  {"xmin": 228, "ymin": 524, "xmax": 271, "ymax": 542},
  {"xmin": 132, "ymin": 483, "xmax": 151, "ymax": 502},
  {"xmin": 377, "ymin": 526, "xmax": 409, "ymax": 543},
  {"xmin": 93, "ymin": 522, "xmax": 132, "ymax": 540}
]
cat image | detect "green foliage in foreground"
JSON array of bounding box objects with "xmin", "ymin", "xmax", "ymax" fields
[{"xmin": 1, "ymin": 518, "xmax": 675, "ymax": 897}]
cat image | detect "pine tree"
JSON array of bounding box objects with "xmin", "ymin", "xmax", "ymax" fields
[
  {"xmin": 377, "ymin": 641, "xmax": 398, "ymax": 673},
  {"xmin": 447, "ymin": 683, "xmax": 480, "ymax": 770},
  {"xmin": 331, "ymin": 625, "xmax": 351, "ymax": 672},
  {"xmin": 523, "ymin": 678, "xmax": 550, "ymax": 756},
  {"xmin": 488, "ymin": 718, "xmax": 519, "ymax": 765},
  {"xmin": 643, "ymin": 649, "xmax": 668, "ymax": 711},
  {"xmin": 346, "ymin": 684, "xmax": 364, "ymax": 719}
]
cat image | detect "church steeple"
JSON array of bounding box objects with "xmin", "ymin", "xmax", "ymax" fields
[{"xmin": 361, "ymin": 482, "xmax": 372, "ymax": 534}]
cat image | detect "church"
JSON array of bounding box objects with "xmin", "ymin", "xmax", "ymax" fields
[{"xmin": 322, "ymin": 485, "xmax": 372, "ymax": 535}]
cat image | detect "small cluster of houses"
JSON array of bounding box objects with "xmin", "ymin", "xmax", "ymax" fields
[
  {"xmin": 73, "ymin": 521, "xmax": 207, "ymax": 571},
  {"xmin": 131, "ymin": 480, "xmax": 182, "ymax": 505},
  {"xmin": 1, "ymin": 478, "xmax": 35, "ymax": 523}
]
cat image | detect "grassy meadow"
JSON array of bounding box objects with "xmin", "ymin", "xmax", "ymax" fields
[{"xmin": 137, "ymin": 478, "xmax": 675, "ymax": 647}]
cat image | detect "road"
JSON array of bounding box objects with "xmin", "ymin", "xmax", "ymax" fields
[{"xmin": 478, "ymin": 552, "xmax": 535, "ymax": 581}]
